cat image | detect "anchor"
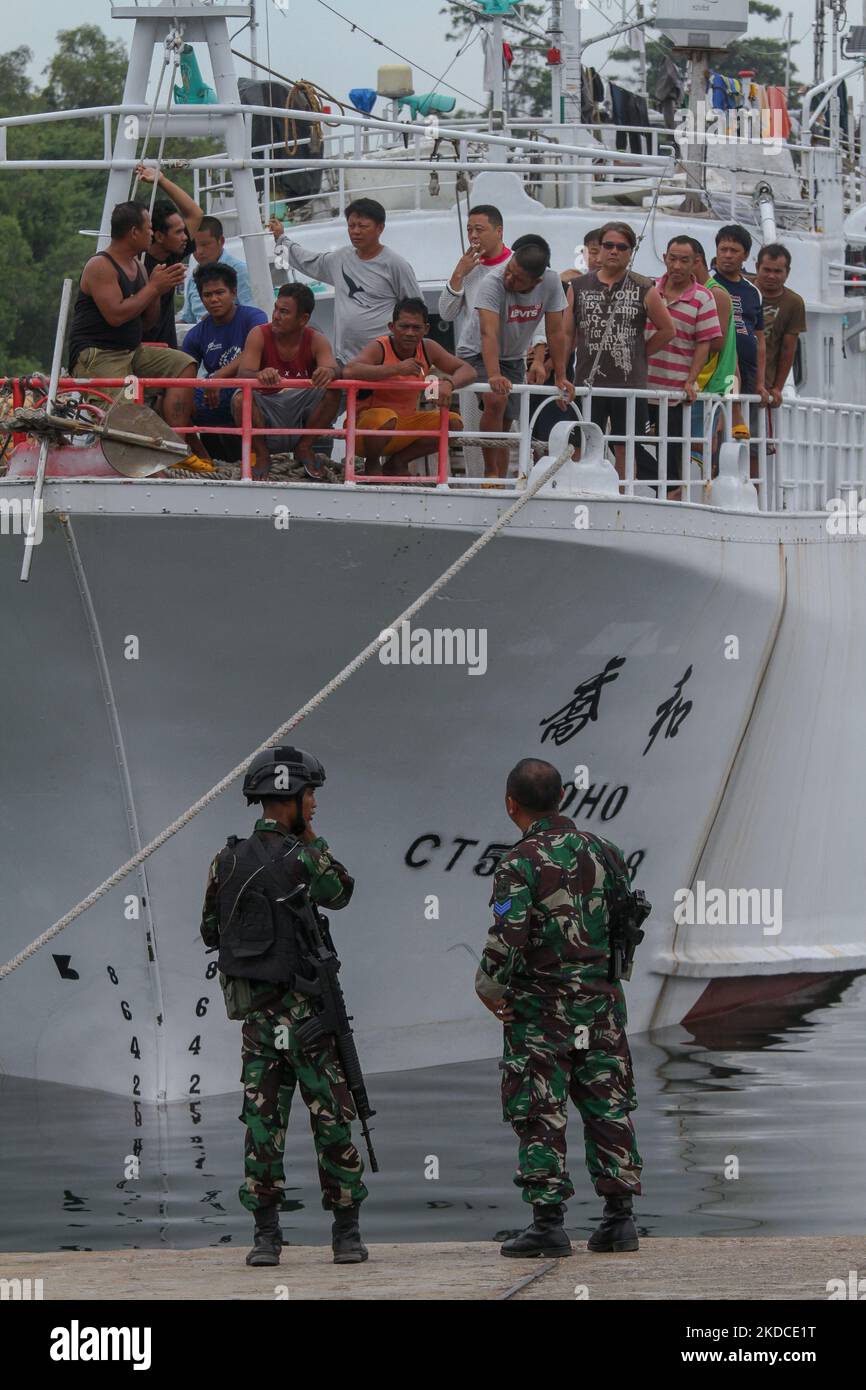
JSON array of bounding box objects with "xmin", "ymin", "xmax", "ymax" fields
[{"xmin": 2, "ymin": 399, "xmax": 195, "ymax": 479}]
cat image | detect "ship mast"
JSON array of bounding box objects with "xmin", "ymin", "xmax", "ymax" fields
[{"xmin": 104, "ymin": 1, "xmax": 272, "ymax": 312}]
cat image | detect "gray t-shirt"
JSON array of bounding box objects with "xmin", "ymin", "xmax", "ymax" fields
[
  {"xmin": 457, "ymin": 264, "xmax": 567, "ymax": 361},
  {"xmin": 275, "ymin": 236, "xmax": 421, "ymax": 362}
]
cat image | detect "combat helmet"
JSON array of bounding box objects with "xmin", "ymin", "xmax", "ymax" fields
[{"xmin": 242, "ymin": 745, "xmax": 326, "ymax": 804}]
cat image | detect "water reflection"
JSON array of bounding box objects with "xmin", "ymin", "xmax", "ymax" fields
[{"xmin": 2, "ymin": 972, "xmax": 865, "ymax": 1249}]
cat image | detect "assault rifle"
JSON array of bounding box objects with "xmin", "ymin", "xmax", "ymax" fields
[
  {"xmin": 581, "ymin": 832, "xmax": 651, "ymax": 983},
  {"xmin": 286, "ymin": 886, "xmax": 379, "ymax": 1172}
]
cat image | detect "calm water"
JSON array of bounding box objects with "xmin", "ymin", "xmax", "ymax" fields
[{"xmin": 2, "ymin": 972, "xmax": 865, "ymax": 1250}]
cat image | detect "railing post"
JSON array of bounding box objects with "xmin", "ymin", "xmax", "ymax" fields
[
  {"xmin": 624, "ymin": 392, "xmax": 635, "ymax": 496},
  {"xmin": 517, "ymin": 386, "xmax": 531, "ymax": 481},
  {"xmin": 344, "ymin": 384, "xmax": 357, "ymax": 483},
  {"xmin": 436, "ymin": 403, "xmax": 449, "ymax": 487},
  {"xmin": 240, "ymin": 381, "xmax": 252, "ymax": 480}
]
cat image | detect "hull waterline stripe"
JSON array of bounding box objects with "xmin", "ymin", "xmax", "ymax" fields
[{"xmin": 0, "ymin": 432, "xmax": 579, "ymax": 980}]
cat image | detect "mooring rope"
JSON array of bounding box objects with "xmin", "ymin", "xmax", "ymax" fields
[{"xmin": 0, "ymin": 430, "xmax": 579, "ymax": 979}]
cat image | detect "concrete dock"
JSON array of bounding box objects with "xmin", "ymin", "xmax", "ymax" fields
[{"xmin": 3, "ymin": 1236, "xmax": 864, "ymax": 1300}]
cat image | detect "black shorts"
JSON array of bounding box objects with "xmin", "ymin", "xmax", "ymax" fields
[
  {"xmin": 584, "ymin": 393, "xmax": 656, "ymax": 481},
  {"xmin": 587, "ymin": 393, "xmax": 647, "ymax": 438}
]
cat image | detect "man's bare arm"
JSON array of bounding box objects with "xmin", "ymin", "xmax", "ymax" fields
[
  {"xmin": 235, "ymin": 325, "xmax": 265, "ymax": 379},
  {"xmin": 135, "ymin": 165, "xmax": 204, "ymax": 236},
  {"xmin": 82, "ymin": 255, "xmax": 166, "ymax": 327},
  {"xmin": 341, "ymin": 342, "xmax": 399, "ymax": 381}
]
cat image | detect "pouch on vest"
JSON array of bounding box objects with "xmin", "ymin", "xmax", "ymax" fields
[
  {"xmin": 224, "ymin": 886, "xmax": 275, "ymax": 959},
  {"xmin": 220, "ymin": 972, "xmax": 256, "ymax": 1021}
]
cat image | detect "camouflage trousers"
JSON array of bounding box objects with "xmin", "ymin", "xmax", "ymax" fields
[
  {"xmin": 501, "ymin": 995, "xmax": 642, "ymax": 1206},
  {"xmin": 238, "ymin": 992, "xmax": 368, "ymax": 1213}
]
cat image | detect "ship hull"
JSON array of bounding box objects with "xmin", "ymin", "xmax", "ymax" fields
[{"xmin": 1, "ymin": 479, "xmax": 865, "ymax": 1098}]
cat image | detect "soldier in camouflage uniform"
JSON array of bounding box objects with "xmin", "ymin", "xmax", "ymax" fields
[
  {"xmin": 201, "ymin": 746, "xmax": 369, "ymax": 1267},
  {"xmin": 476, "ymin": 757, "xmax": 642, "ymax": 1258}
]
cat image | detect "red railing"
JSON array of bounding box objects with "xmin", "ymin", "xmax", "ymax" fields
[{"xmin": 0, "ymin": 375, "xmax": 454, "ymax": 484}]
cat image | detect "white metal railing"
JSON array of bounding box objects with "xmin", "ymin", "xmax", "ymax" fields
[
  {"xmin": 3, "ymin": 377, "xmax": 861, "ymax": 514},
  {"xmin": 0, "ymin": 100, "xmax": 842, "ymax": 234},
  {"xmin": 442, "ymin": 384, "xmax": 864, "ymax": 513}
]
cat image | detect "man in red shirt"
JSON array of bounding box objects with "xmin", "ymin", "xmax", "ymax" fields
[{"xmin": 232, "ymin": 283, "xmax": 341, "ymax": 480}]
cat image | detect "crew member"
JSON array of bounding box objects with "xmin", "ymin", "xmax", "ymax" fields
[
  {"xmin": 231, "ymin": 283, "xmax": 341, "ymax": 480},
  {"xmin": 136, "ymin": 164, "xmax": 204, "ymax": 348},
  {"xmin": 456, "ymin": 238, "xmax": 574, "ymax": 479},
  {"xmin": 344, "ymin": 297, "xmax": 475, "ymax": 476},
  {"xmin": 68, "ymin": 199, "xmax": 208, "ymax": 460},
  {"xmin": 269, "ymin": 198, "xmax": 420, "ymax": 365}
]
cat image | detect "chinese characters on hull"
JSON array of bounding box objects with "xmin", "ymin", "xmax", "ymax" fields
[
  {"xmin": 642, "ymin": 667, "xmax": 694, "ymax": 756},
  {"xmin": 540, "ymin": 656, "xmax": 627, "ymax": 745},
  {"xmin": 539, "ymin": 657, "xmax": 695, "ymax": 756}
]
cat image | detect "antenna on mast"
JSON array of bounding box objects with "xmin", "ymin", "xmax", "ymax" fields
[{"xmin": 249, "ymin": 0, "xmax": 259, "ymax": 76}]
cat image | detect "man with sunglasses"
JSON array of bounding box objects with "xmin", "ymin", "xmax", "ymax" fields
[{"xmin": 570, "ymin": 222, "xmax": 674, "ymax": 479}]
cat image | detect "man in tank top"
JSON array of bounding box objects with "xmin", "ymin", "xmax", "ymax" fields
[
  {"xmin": 344, "ymin": 297, "xmax": 475, "ymax": 477},
  {"xmin": 231, "ymin": 282, "xmax": 341, "ymax": 480},
  {"xmin": 68, "ymin": 200, "xmax": 210, "ymax": 460}
]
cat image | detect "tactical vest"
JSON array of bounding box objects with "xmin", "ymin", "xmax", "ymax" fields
[{"xmin": 215, "ymin": 831, "xmax": 307, "ymax": 983}]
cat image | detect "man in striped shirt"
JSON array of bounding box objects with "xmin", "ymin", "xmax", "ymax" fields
[{"xmin": 647, "ymin": 237, "xmax": 721, "ymax": 498}]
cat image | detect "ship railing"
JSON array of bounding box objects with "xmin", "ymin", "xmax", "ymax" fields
[
  {"xmin": 191, "ymin": 130, "xmax": 829, "ymax": 232},
  {"xmin": 4, "ymin": 376, "xmax": 862, "ymax": 513},
  {"xmin": 0, "ymin": 100, "xmax": 834, "ymax": 231}
]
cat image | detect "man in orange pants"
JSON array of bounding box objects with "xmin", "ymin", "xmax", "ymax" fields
[{"xmin": 344, "ymin": 298, "xmax": 475, "ymax": 476}]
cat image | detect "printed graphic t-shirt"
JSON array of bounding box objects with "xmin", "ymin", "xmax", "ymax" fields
[
  {"xmin": 571, "ymin": 270, "xmax": 652, "ymax": 389},
  {"xmin": 457, "ymin": 264, "xmax": 567, "ymax": 360},
  {"xmin": 273, "ymin": 237, "xmax": 421, "ymax": 362},
  {"xmin": 182, "ymin": 303, "xmax": 268, "ymax": 422}
]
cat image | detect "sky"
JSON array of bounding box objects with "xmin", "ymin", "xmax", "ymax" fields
[{"xmin": 3, "ymin": 0, "xmax": 829, "ymax": 106}]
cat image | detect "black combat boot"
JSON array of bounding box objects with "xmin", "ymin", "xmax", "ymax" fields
[
  {"xmin": 500, "ymin": 1202, "xmax": 573, "ymax": 1258},
  {"xmin": 245, "ymin": 1204, "xmax": 282, "ymax": 1266},
  {"xmin": 331, "ymin": 1202, "xmax": 368, "ymax": 1264},
  {"xmin": 587, "ymin": 1194, "xmax": 639, "ymax": 1253}
]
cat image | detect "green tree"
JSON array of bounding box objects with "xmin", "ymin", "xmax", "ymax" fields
[
  {"xmin": 441, "ymin": 1, "xmax": 550, "ymax": 116},
  {"xmin": 0, "ymin": 213, "xmax": 38, "ymax": 373},
  {"xmin": 0, "ymin": 46, "xmax": 34, "ymax": 116},
  {"xmin": 0, "ymin": 26, "xmax": 221, "ymax": 372},
  {"xmin": 43, "ymin": 25, "xmax": 129, "ymax": 110}
]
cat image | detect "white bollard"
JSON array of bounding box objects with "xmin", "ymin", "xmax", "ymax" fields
[
  {"xmin": 526, "ymin": 419, "xmax": 620, "ymax": 497},
  {"xmin": 707, "ymin": 440, "xmax": 759, "ymax": 511}
]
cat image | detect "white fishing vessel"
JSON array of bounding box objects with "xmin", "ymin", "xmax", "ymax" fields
[{"xmin": 1, "ymin": 0, "xmax": 865, "ymax": 1102}]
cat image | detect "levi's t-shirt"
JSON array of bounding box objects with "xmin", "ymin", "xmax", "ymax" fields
[{"xmin": 457, "ymin": 264, "xmax": 567, "ymax": 360}]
